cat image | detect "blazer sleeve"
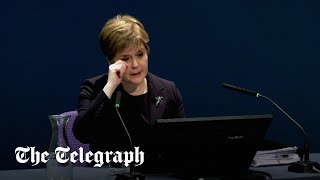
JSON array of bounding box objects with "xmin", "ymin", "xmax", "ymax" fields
[{"xmin": 72, "ymin": 78, "xmax": 118, "ymax": 144}]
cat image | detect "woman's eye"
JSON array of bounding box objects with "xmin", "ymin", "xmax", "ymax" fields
[
  {"xmin": 137, "ymin": 53, "xmax": 144, "ymax": 57},
  {"xmin": 122, "ymin": 57, "xmax": 129, "ymax": 61}
]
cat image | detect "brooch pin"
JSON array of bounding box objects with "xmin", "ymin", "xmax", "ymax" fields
[{"xmin": 155, "ymin": 96, "xmax": 163, "ymax": 107}]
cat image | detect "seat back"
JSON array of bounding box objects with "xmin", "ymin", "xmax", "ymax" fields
[{"xmin": 61, "ymin": 110, "xmax": 89, "ymax": 167}]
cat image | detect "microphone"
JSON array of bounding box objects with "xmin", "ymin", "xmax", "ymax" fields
[
  {"xmin": 222, "ymin": 83, "xmax": 258, "ymax": 97},
  {"xmin": 114, "ymin": 91, "xmax": 145, "ymax": 180},
  {"xmin": 115, "ymin": 91, "xmax": 122, "ymax": 109},
  {"xmin": 222, "ymin": 83, "xmax": 320, "ymax": 173}
]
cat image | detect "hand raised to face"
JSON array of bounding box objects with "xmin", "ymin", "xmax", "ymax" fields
[
  {"xmin": 103, "ymin": 60, "xmax": 128, "ymax": 99},
  {"xmin": 108, "ymin": 60, "xmax": 128, "ymax": 87}
]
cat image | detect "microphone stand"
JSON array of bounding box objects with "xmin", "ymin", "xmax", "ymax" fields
[
  {"xmin": 114, "ymin": 91, "xmax": 145, "ymax": 180},
  {"xmin": 222, "ymin": 83, "xmax": 320, "ymax": 173},
  {"xmin": 257, "ymin": 94, "xmax": 317, "ymax": 173}
]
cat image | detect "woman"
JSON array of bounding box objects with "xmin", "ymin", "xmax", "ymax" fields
[{"xmin": 73, "ymin": 14, "xmax": 185, "ymax": 172}]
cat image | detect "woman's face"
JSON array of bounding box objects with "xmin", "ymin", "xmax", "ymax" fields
[{"xmin": 114, "ymin": 44, "xmax": 148, "ymax": 86}]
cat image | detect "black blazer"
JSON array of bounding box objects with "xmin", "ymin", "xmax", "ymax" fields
[{"xmin": 73, "ymin": 72, "xmax": 185, "ymax": 154}]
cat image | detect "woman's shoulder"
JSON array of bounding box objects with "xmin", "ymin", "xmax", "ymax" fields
[
  {"xmin": 147, "ymin": 72, "xmax": 176, "ymax": 88},
  {"xmin": 79, "ymin": 73, "xmax": 108, "ymax": 97},
  {"xmin": 84, "ymin": 73, "xmax": 108, "ymax": 84}
]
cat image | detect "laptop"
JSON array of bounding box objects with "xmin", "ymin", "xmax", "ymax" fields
[{"xmin": 154, "ymin": 114, "xmax": 273, "ymax": 178}]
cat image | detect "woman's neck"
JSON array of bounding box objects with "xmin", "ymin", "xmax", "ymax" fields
[{"xmin": 122, "ymin": 78, "xmax": 147, "ymax": 96}]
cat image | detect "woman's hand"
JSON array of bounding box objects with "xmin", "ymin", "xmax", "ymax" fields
[{"xmin": 103, "ymin": 60, "xmax": 128, "ymax": 98}]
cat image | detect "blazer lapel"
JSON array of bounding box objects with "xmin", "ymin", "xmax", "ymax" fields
[{"xmin": 147, "ymin": 73, "xmax": 167, "ymax": 125}]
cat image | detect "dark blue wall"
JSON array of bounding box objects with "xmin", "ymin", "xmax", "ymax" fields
[{"xmin": 1, "ymin": 0, "xmax": 319, "ymax": 170}]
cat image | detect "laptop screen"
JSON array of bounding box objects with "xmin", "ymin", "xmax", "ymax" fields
[{"xmin": 154, "ymin": 114, "xmax": 273, "ymax": 178}]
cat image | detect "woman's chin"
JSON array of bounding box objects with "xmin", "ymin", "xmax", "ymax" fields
[{"xmin": 128, "ymin": 78, "xmax": 144, "ymax": 85}]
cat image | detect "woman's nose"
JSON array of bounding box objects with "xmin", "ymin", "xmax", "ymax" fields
[{"xmin": 131, "ymin": 58, "xmax": 139, "ymax": 68}]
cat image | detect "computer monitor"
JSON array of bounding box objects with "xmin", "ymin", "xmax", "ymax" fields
[{"xmin": 154, "ymin": 114, "xmax": 273, "ymax": 178}]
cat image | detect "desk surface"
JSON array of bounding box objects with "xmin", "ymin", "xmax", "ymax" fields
[
  {"xmin": 1, "ymin": 154, "xmax": 319, "ymax": 180},
  {"xmin": 252, "ymin": 153, "xmax": 320, "ymax": 180}
]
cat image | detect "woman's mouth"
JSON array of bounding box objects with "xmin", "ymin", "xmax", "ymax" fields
[{"xmin": 131, "ymin": 72, "xmax": 141, "ymax": 76}]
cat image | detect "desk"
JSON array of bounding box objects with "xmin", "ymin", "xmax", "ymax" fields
[
  {"xmin": 1, "ymin": 154, "xmax": 319, "ymax": 180},
  {"xmin": 251, "ymin": 153, "xmax": 320, "ymax": 180}
]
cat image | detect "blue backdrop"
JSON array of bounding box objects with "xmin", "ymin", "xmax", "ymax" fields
[{"xmin": 1, "ymin": 0, "xmax": 319, "ymax": 170}]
